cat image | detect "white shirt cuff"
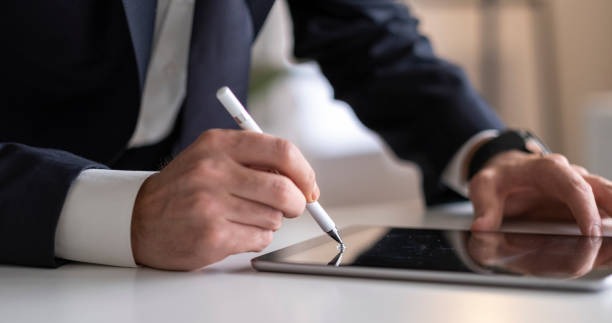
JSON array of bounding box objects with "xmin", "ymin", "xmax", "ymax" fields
[
  {"xmin": 55, "ymin": 169, "xmax": 155, "ymax": 267},
  {"xmin": 441, "ymin": 130, "xmax": 500, "ymax": 197}
]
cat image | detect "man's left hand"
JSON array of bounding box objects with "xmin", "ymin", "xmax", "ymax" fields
[{"xmin": 468, "ymin": 151, "xmax": 612, "ymax": 236}]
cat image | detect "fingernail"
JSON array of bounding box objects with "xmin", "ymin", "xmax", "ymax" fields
[
  {"xmin": 309, "ymin": 182, "xmax": 320, "ymax": 203},
  {"xmin": 590, "ymin": 224, "xmax": 602, "ymax": 237}
]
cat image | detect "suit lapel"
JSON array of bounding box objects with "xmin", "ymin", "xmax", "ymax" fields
[
  {"xmin": 121, "ymin": 0, "xmax": 157, "ymax": 89},
  {"xmin": 120, "ymin": 0, "xmax": 277, "ymax": 152},
  {"xmin": 246, "ymin": 0, "xmax": 276, "ymax": 37}
]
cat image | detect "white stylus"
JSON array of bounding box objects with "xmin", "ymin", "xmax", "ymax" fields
[{"xmin": 216, "ymin": 86, "xmax": 344, "ymax": 247}]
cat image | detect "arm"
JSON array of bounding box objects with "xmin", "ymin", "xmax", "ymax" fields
[
  {"xmin": 0, "ymin": 143, "xmax": 104, "ymax": 267},
  {"xmin": 1, "ymin": 131, "xmax": 320, "ymax": 270},
  {"xmin": 286, "ymin": 0, "xmax": 504, "ymax": 204},
  {"xmin": 287, "ymin": 0, "xmax": 612, "ymax": 235}
]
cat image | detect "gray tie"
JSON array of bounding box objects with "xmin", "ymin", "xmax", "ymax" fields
[
  {"xmin": 173, "ymin": 0, "xmax": 254, "ymax": 153},
  {"xmin": 122, "ymin": 0, "xmax": 157, "ymax": 88},
  {"xmin": 128, "ymin": 0, "xmax": 195, "ymax": 148}
]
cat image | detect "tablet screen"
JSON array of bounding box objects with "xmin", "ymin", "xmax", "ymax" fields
[{"xmin": 252, "ymin": 226, "xmax": 612, "ymax": 290}]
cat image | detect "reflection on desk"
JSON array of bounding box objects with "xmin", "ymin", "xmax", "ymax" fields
[
  {"xmin": 255, "ymin": 226, "xmax": 612, "ymax": 290},
  {"xmin": 1, "ymin": 202, "xmax": 612, "ymax": 323}
]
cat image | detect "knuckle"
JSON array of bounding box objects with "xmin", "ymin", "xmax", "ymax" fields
[
  {"xmin": 572, "ymin": 164, "xmax": 589, "ymax": 175},
  {"xmin": 541, "ymin": 153, "xmax": 569, "ymax": 169},
  {"xmin": 269, "ymin": 178, "xmax": 304, "ymax": 216},
  {"xmin": 269, "ymin": 212, "xmax": 283, "ymax": 231},
  {"xmin": 305, "ymin": 169, "xmax": 317, "ymax": 190},
  {"xmin": 274, "ymin": 138, "xmax": 299, "ymax": 165},
  {"xmin": 198, "ymin": 129, "xmax": 226, "ymax": 149},
  {"xmin": 571, "ymin": 178, "xmax": 593, "ymax": 197},
  {"xmin": 253, "ymin": 231, "xmax": 274, "ymax": 252},
  {"xmin": 270, "ymin": 177, "xmax": 293, "ymax": 204},
  {"xmin": 469, "ymin": 169, "xmax": 498, "ymax": 191},
  {"xmin": 192, "ymin": 157, "xmax": 225, "ymax": 179},
  {"xmin": 601, "ymin": 177, "xmax": 612, "ymax": 191}
]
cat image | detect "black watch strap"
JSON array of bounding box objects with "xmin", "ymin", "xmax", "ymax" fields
[{"xmin": 467, "ymin": 130, "xmax": 548, "ymax": 180}]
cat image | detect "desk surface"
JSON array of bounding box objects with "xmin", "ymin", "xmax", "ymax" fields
[{"xmin": 2, "ymin": 201, "xmax": 612, "ymax": 323}]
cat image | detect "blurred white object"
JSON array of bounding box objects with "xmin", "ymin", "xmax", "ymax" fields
[
  {"xmin": 249, "ymin": 64, "xmax": 423, "ymax": 209},
  {"xmin": 584, "ymin": 92, "xmax": 612, "ymax": 179},
  {"xmin": 248, "ymin": 0, "xmax": 420, "ymax": 210}
]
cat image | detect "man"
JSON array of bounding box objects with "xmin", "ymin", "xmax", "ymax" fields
[{"xmin": 1, "ymin": 0, "xmax": 610, "ymax": 271}]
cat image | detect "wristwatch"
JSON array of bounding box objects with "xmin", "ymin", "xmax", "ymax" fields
[{"xmin": 467, "ymin": 129, "xmax": 551, "ymax": 180}]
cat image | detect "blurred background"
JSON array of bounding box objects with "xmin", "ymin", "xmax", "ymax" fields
[{"xmin": 247, "ymin": 0, "xmax": 612, "ymax": 210}]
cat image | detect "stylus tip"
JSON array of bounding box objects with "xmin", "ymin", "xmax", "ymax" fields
[{"xmin": 328, "ymin": 228, "xmax": 345, "ymax": 247}]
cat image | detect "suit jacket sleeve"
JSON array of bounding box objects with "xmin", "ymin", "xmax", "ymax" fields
[
  {"xmin": 0, "ymin": 143, "xmax": 105, "ymax": 267},
  {"xmin": 287, "ymin": 0, "xmax": 505, "ymax": 204}
]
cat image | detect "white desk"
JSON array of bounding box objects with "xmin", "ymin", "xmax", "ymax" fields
[{"xmin": 2, "ymin": 201, "xmax": 612, "ymax": 323}]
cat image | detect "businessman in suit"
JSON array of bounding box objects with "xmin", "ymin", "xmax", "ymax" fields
[{"xmin": 1, "ymin": 0, "xmax": 610, "ymax": 271}]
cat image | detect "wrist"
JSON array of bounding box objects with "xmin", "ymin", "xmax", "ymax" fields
[
  {"xmin": 467, "ymin": 129, "xmax": 549, "ymax": 180},
  {"xmin": 131, "ymin": 172, "xmax": 160, "ymax": 267},
  {"xmin": 461, "ymin": 136, "xmax": 495, "ymax": 183}
]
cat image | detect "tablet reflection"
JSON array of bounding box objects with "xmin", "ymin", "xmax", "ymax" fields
[
  {"xmin": 466, "ymin": 231, "xmax": 612, "ymax": 278},
  {"xmin": 282, "ymin": 227, "xmax": 612, "ymax": 279},
  {"xmin": 327, "ymin": 250, "xmax": 345, "ymax": 267},
  {"xmin": 335, "ymin": 228, "xmax": 612, "ymax": 278}
]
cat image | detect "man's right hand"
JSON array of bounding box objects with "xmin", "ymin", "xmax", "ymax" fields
[{"xmin": 131, "ymin": 129, "xmax": 319, "ymax": 270}]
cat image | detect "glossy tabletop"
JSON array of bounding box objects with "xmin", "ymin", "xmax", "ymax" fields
[{"xmin": 2, "ymin": 201, "xmax": 612, "ymax": 323}]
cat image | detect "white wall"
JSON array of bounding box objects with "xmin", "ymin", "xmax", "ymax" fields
[
  {"xmin": 410, "ymin": 0, "xmax": 612, "ymax": 163},
  {"xmin": 552, "ymin": 0, "xmax": 612, "ymax": 163}
]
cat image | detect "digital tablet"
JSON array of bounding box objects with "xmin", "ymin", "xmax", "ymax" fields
[{"xmin": 252, "ymin": 226, "xmax": 612, "ymax": 291}]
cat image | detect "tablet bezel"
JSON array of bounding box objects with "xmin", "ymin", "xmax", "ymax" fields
[{"xmin": 251, "ymin": 225, "xmax": 612, "ymax": 291}]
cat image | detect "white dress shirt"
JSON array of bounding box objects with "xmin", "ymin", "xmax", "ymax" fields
[
  {"xmin": 55, "ymin": 0, "xmax": 497, "ymax": 267},
  {"xmin": 55, "ymin": 0, "xmax": 194, "ymax": 267}
]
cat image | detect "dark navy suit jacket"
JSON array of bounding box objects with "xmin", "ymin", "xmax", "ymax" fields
[{"xmin": 0, "ymin": 0, "xmax": 503, "ymax": 267}]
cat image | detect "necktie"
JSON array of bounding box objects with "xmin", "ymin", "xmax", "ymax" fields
[
  {"xmin": 173, "ymin": 0, "xmax": 254, "ymax": 154},
  {"xmin": 128, "ymin": 0, "xmax": 195, "ymax": 148},
  {"xmin": 121, "ymin": 0, "xmax": 157, "ymax": 88}
]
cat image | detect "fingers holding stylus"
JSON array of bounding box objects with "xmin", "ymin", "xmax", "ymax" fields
[
  {"xmin": 131, "ymin": 129, "xmax": 311, "ymax": 271},
  {"xmin": 228, "ymin": 163, "xmax": 306, "ymax": 218},
  {"xmin": 195, "ymin": 129, "xmax": 319, "ymax": 203},
  {"xmin": 216, "ymin": 86, "xmax": 342, "ymax": 245},
  {"xmin": 220, "ymin": 194, "xmax": 285, "ymax": 231}
]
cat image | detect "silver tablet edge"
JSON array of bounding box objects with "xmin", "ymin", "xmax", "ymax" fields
[{"xmin": 251, "ymin": 259, "xmax": 612, "ymax": 292}]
